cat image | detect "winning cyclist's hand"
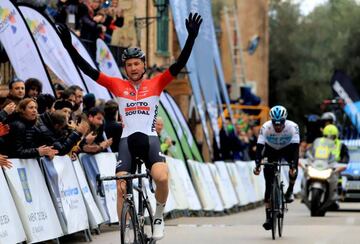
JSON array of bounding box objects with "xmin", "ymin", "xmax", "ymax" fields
[
  {"xmin": 56, "ymin": 23, "xmax": 72, "ymax": 49},
  {"xmin": 186, "ymin": 12, "xmax": 203, "ymax": 38},
  {"xmin": 253, "ymin": 165, "xmax": 261, "ymax": 175}
]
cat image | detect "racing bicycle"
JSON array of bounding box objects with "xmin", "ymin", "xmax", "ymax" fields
[{"xmin": 97, "ymin": 157, "xmax": 156, "ymax": 244}]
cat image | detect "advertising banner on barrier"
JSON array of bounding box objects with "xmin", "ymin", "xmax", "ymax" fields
[
  {"xmin": 235, "ymin": 161, "xmax": 257, "ymax": 203},
  {"xmin": 42, "ymin": 156, "xmax": 89, "ymax": 234},
  {"xmin": 225, "ymin": 163, "xmax": 249, "ymax": 206},
  {"xmin": 0, "ymin": 0, "xmax": 53, "ymax": 95},
  {"xmin": 96, "ymin": 38, "xmax": 123, "ymax": 78},
  {"xmin": 79, "ymin": 154, "xmax": 110, "ymax": 223},
  {"xmin": 0, "ymin": 170, "xmax": 26, "ymax": 244},
  {"xmin": 19, "ymin": 5, "xmax": 87, "ymax": 92},
  {"xmin": 5, "ymin": 158, "xmax": 63, "ymax": 243},
  {"xmin": 71, "ymin": 33, "xmax": 111, "ymax": 100},
  {"xmin": 246, "ymin": 161, "xmax": 264, "ymax": 202},
  {"xmin": 214, "ymin": 161, "xmax": 239, "ymax": 207},
  {"xmin": 200, "ymin": 163, "xmax": 223, "ymax": 211},
  {"xmin": 94, "ymin": 153, "xmax": 118, "ymax": 223},
  {"xmin": 166, "ymin": 157, "xmax": 202, "ymax": 211},
  {"xmin": 166, "ymin": 157, "xmax": 190, "ymax": 210},
  {"xmin": 72, "ymin": 159, "xmax": 104, "ymax": 228},
  {"xmin": 187, "ymin": 160, "xmax": 214, "ymax": 211}
]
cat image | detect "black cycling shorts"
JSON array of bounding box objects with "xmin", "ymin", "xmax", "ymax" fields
[{"xmin": 116, "ymin": 132, "xmax": 165, "ymax": 174}]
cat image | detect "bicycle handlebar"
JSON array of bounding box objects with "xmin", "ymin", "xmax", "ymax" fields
[{"xmin": 259, "ymin": 162, "xmax": 290, "ymax": 167}]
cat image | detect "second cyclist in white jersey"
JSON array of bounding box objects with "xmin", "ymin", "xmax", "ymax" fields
[{"xmin": 253, "ymin": 105, "xmax": 300, "ymax": 230}]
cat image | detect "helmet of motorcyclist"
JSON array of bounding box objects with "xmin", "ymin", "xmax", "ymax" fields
[
  {"xmin": 323, "ymin": 124, "xmax": 339, "ymax": 140},
  {"xmin": 269, "ymin": 105, "xmax": 287, "ymax": 133},
  {"xmin": 321, "ymin": 112, "xmax": 336, "ymax": 125}
]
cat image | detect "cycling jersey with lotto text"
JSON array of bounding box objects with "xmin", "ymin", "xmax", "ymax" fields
[
  {"xmin": 96, "ymin": 70, "xmax": 174, "ymax": 138},
  {"xmin": 257, "ymin": 120, "xmax": 300, "ymax": 150}
]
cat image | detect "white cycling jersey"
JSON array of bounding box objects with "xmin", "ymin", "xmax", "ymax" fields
[{"xmin": 257, "ymin": 120, "xmax": 300, "ymax": 150}]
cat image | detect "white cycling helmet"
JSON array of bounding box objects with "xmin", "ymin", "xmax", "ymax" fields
[
  {"xmin": 269, "ymin": 105, "xmax": 288, "ymax": 124},
  {"xmin": 321, "ymin": 112, "xmax": 336, "ymax": 123}
]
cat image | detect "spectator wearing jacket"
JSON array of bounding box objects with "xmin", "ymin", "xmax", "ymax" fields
[
  {"xmin": 3, "ymin": 98, "xmax": 58, "ymax": 158},
  {"xmin": 104, "ymin": 99, "xmax": 122, "ymax": 152}
]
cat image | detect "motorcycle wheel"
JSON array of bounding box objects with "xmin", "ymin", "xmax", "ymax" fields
[{"xmin": 310, "ymin": 188, "xmax": 323, "ymax": 217}]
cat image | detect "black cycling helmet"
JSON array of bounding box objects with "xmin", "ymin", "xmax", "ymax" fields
[{"xmin": 121, "ymin": 47, "xmax": 146, "ymax": 63}]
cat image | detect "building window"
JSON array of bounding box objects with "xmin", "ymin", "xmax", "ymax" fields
[{"xmin": 156, "ymin": 0, "xmax": 169, "ymax": 56}]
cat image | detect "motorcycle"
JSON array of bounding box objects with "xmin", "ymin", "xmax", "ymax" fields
[{"xmin": 301, "ymin": 138, "xmax": 346, "ymax": 217}]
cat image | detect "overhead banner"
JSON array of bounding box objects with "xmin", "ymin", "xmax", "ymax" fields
[
  {"xmin": 41, "ymin": 156, "xmax": 89, "ymax": 235},
  {"xmin": 188, "ymin": 0, "xmax": 222, "ymax": 146},
  {"xmin": 169, "ymin": 0, "xmax": 211, "ymax": 149},
  {"xmin": 0, "ymin": 0, "xmax": 53, "ymax": 95},
  {"xmin": 71, "ymin": 33, "xmax": 111, "ymax": 100},
  {"xmin": 96, "ymin": 38, "xmax": 123, "ymax": 78},
  {"xmin": 19, "ymin": 5, "xmax": 88, "ymax": 92},
  {"xmin": 158, "ymin": 103, "xmax": 186, "ymax": 161},
  {"xmin": 331, "ymin": 70, "xmax": 360, "ymax": 133},
  {"xmin": 163, "ymin": 92, "xmax": 203, "ymax": 162},
  {"xmin": 0, "ymin": 170, "xmax": 26, "ymax": 244},
  {"xmin": 5, "ymin": 158, "xmax": 63, "ymax": 243}
]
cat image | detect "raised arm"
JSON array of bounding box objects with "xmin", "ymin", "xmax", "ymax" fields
[
  {"xmin": 169, "ymin": 13, "xmax": 203, "ymax": 77},
  {"xmin": 56, "ymin": 24, "xmax": 100, "ymax": 81}
]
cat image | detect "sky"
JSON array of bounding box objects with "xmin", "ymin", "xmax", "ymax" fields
[{"xmin": 293, "ymin": 0, "xmax": 329, "ymax": 15}]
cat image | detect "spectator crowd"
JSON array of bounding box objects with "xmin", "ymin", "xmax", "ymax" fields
[{"xmin": 0, "ymin": 78, "xmax": 124, "ymax": 168}]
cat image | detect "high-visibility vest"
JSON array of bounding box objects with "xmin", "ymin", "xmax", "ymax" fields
[{"xmin": 314, "ymin": 137, "xmax": 334, "ymax": 160}]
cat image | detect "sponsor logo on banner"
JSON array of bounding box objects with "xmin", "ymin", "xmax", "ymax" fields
[
  {"xmin": 26, "ymin": 18, "xmax": 47, "ymax": 43},
  {"xmin": 0, "ymin": 7, "xmax": 17, "ymax": 33},
  {"xmin": 99, "ymin": 48, "xmax": 112, "ymax": 68},
  {"xmin": 17, "ymin": 168, "xmax": 33, "ymax": 203}
]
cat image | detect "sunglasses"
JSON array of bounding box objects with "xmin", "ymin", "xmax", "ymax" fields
[{"xmin": 272, "ymin": 119, "xmax": 285, "ymax": 126}]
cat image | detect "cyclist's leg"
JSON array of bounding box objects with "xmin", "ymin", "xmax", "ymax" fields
[
  {"xmin": 283, "ymin": 144, "xmax": 299, "ymax": 202},
  {"xmin": 147, "ymin": 136, "xmax": 168, "ymax": 240},
  {"xmin": 116, "ymin": 138, "xmax": 135, "ymax": 221}
]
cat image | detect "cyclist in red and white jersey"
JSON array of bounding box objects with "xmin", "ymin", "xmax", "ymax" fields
[{"xmin": 57, "ymin": 13, "xmax": 202, "ymax": 240}]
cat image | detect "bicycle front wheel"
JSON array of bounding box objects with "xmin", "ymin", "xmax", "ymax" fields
[
  {"xmin": 271, "ymin": 181, "xmax": 279, "ymax": 240},
  {"xmin": 141, "ymin": 199, "xmax": 154, "ymax": 243},
  {"xmin": 121, "ymin": 201, "xmax": 138, "ymax": 244},
  {"xmin": 278, "ymin": 186, "xmax": 285, "ymax": 237}
]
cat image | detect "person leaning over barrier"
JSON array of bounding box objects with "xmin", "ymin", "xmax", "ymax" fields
[{"xmin": 56, "ymin": 12, "xmax": 202, "ymax": 240}]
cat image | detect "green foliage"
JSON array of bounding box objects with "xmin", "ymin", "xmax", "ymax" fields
[{"xmin": 269, "ymin": 0, "xmax": 360, "ymax": 129}]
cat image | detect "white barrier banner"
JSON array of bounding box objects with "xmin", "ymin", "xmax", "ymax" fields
[
  {"xmin": 79, "ymin": 154, "xmax": 109, "ymax": 222},
  {"xmin": 96, "ymin": 38, "xmax": 123, "ymax": 78},
  {"xmin": 225, "ymin": 163, "xmax": 250, "ymax": 206},
  {"xmin": 71, "ymin": 33, "xmax": 111, "ymax": 100},
  {"xmin": 72, "ymin": 159, "xmax": 104, "ymax": 228},
  {"xmin": 200, "ymin": 163, "xmax": 224, "ymax": 211},
  {"xmin": 42, "ymin": 156, "xmax": 89, "ymax": 234},
  {"xmin": 187, "ymin": 160, "xmax": 214, "ymax": 211},
  {"xmin": 208, "ymin": 164, "xmax": 229, "ymax": 209},
  {"xmin": 214, "ymin": 161, "xmax": 239, "ymax": 207},
  {"xmin": 166, "ymin": 157, "xmax": 189, "ymax": 210},
  {"xmin": 0, "ymin": 0, "xmax": 53, "ymax": 95},
  {"xmin": 94, "ymin": 153, "xmax": 118, "ymax": 223},
  {"xmin": 246, "ymin": 161, "xmax": 264, "ymax": 202},
  {"xmin": 19, "ymin": 6, "xmax": 87, "ymax": 92},
  {"xmin": 0, "ymin": 170, "xmax": 26, "ymax": 244},
  {"xmin": 235, "ymin": 161, "xmax": 257, "ymax": 203},
  {"xmin": 5, "ymin": 159, "xmax": 63, "ymax": 243},
  {"xmin": 167, "ymin": 157, "xmax": 202, "ymax": 211}
]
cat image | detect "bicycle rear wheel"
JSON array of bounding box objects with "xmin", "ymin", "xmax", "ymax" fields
[
  {"xmin": 121, "ymin": 201, "xmax": 138, "ymax": 244},
  {"xmin": 278, "ymin": 186, "xmax": 285, "ymax": 237},
  {"xmin": 271, "ymin": 181, "xmax": 279, "ymax": 240}
]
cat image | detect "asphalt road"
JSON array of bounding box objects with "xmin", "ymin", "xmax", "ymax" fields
[{"xmin": 64, "ymin": 200, "xmax": 360, "ymax": 244}]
